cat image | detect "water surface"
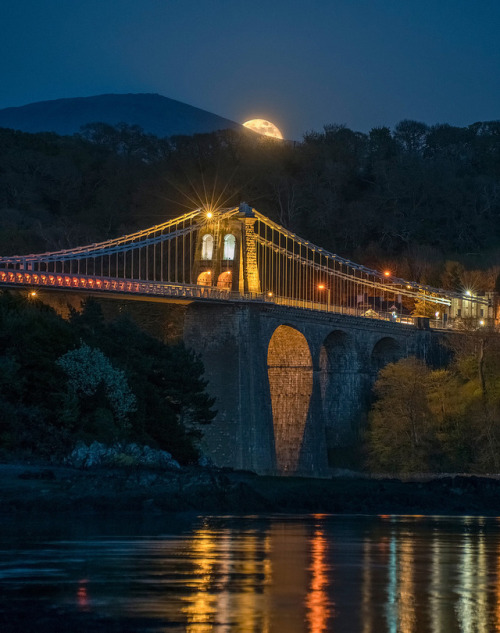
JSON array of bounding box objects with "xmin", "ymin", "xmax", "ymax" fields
[{"xmin": 0, "ymin": 513, "xmax": 499, "ymax": 632}]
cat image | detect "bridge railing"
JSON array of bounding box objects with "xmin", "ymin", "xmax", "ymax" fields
[
  {"xmin": 1, "ymin": 269, "xmax": 493, "ymax": 330},
  {"xmin": 263, "ymin": 294, "xmax": 418, "ymax": 323},
  {"xmin": 0, "ymin": 270, "xmax": 272, "ymax": 304}
]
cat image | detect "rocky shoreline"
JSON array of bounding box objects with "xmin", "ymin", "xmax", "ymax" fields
[{"xmin": 2, "ymin": 461, "xmax": 500, "ymax": 516}]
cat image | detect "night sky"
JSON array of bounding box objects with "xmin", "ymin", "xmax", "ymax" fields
[{"xmin": 1, "ymin": 0, "xmax": 499, "ymax": 139}]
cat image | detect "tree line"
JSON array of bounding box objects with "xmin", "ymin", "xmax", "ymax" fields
[{"xmin": 0, "ymin": 119, "xmax": 499, "ymax": 291}]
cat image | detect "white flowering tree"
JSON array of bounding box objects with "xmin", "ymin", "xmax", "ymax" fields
[{"xmin": 57, "ymin": 343, "xmax": 136, "ymax": 426}]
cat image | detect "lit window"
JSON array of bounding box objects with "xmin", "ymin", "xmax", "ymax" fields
[
  {"xmin": 201, "ymin": 234, "xmax": 214, "ymax": 260},
  {"xmin": 223, "ymin": 234, "xmax": 236, "ymax": 260}
]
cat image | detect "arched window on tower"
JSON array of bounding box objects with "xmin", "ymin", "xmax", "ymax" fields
[
  {"xmin": 223, "ymin": 234, "xmax": 236, "ymax": 260},
  {"xmin": 201, "ymin": 234, "xmax": 214, "ymax": 260}
]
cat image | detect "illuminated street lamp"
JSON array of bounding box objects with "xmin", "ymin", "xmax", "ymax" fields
[{"xmin": 317, "ymin": 283, "xmax": 330, "ymax": 311}]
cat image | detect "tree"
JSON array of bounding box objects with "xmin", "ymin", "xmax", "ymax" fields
[
  {"xmin": 412, "ymin": 291, "xmax": 442, "ymax": 318},
  {"xmin": 366, "ymin": 357, "xmax": 436, "ymax": 473},
  {"xmin": 0, "ymin": 292, "xmax": 215, "ymax": 462},
  {"xmin": 445, "ymin": 328, "xmax": 500, "ymax": 470},
  {"xmin": 70, "ymin": 301, "xmax": 216, "ymax": 462},
  {"xmin": 394, "ymin": 120, "xmax": 429, "ymax": 154},
  {"xmin": 57, "ymin": 342, "xmax": 136, "ymax": 435}
]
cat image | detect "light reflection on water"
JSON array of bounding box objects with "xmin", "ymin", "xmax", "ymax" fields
[{"xmin": 0, "ymin": 514, "xmax": 500, "ymax": 632}]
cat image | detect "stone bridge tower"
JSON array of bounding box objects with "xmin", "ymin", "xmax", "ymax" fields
[{"xmin": 192, "ymin": 203, "xmax": 261, "ymax": 295}]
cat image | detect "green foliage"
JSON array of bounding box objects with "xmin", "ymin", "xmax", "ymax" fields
[
  {"xmin": 0, "ymin": 292, "xmax": 214, "ymax": 462},
  {"xmin": 69, "ymin": 302, "xmax": 216, "ymax": 463},
  {"xmin": 57, "ymin": 342, "xmax": 136, "ymax": 422},
  {"xmin": 366, "ymin": 334, "xmax": 500, "ymax": 474},
  {"xmin": 366, "ymin": 358, "xmax": 437, "ymax": 473}
]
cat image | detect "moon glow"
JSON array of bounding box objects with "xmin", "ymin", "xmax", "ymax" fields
[{"xmin": 243, "ymin": 119, "xmax": 283, "ymax": 139}]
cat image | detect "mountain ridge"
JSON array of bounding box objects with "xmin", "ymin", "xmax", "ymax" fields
[{"xmin": 0, "ymin": 93, "xmax": 244, "ymax": 137}]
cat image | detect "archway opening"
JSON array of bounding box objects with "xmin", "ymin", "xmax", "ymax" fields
[
  {"xmin": 217, "ymin": 270, "xmax": 232, "ymax": 290},
  {"xmin": 197, "ymin": 271, "xmax": 212, "ymax": 286},
  {"xmin": 319, "ymin": 331, "xmax": 357, "ymax": 465},
  {"xmin": 267, "ymin": 325, "xmax": 313, "ymax": 474},
  {"xmin": 371, "ymin": 337, "xmax": 402, "ymax": 372},
  {"xmin": 319, "ymin": 330, "xmax": 351, "ymax": 399}
]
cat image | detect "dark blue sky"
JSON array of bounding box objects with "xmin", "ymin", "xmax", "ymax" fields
[{"xmin": 1, "ymin": 0, "xmax": 499, "ymax": 139}]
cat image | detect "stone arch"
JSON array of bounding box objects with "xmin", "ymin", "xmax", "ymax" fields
[
  {"xmin": 217, "ymin": 270, "xmax": 232, "ymax": 289},
  {"xmin": 197, "ymin": 271, "xmax": 212, "ymax": 286},
  {"xmin": 371, "ymin": 336, "xmax": 402, "ymax": 372},
  {"xmin": 319, "ymin": 331, "xmax": 359, "ymax": 462},
  {"xmin": 201, "ymin": 234, "xmax": 214, "ymax": 260},
  {"xmin": 319, "ymin": 330, "xmax": 351, "ymax": 382},
  {"xmin": 267, "ymin": 325, "xmax": 313, "ymax": 474}
]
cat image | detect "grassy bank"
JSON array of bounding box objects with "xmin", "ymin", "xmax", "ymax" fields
[{"xmin": 2, "ymin": 462, "xmax": 500, "ymax": 516}]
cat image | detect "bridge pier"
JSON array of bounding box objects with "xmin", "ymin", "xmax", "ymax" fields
[
  {"xmin": 184, "ymin": 303, "xmax": 277, "ymax": 473},
  {"xmin": 184, "ymin": 303, "xmax": 331, "ymax": 476},
  {"xmin": 184, "ymin": 302, "xmax": 439, "ymax": 476}
]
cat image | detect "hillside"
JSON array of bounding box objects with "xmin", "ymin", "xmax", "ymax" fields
[
  {"xmin": 0, "ymin": 93, "xmax": 243, "ymax": 137},
  {"xmin": 0, "ymin": 119, "xmax": 499, "ymax": 290}
]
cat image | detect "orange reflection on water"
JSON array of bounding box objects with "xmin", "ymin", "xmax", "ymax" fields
[
  {"xmin": 182, "ymin": 528, "xmax": 218, "ymax": 632},
  {"xmin": 398, "ymin": 537, "xmax": 415, "ymax": 633},
  {"xmin": 181, "ymin": 527, "xmax": 272, "ymax": 633},
  {"xmin": 306, "ymin": 528, "xmax": 331, "ymax": 633}
]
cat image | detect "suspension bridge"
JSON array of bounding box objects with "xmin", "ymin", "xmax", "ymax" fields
[
  {"xmin": 0, "ymin": 204, "xmax": 488, "ymax": 326},
  {"xmin": 0, "ymin": 204, "xmax": 493, "ymax": 475}
]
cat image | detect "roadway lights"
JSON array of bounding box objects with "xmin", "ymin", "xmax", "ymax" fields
[
  {"xmin": 29, "ymin": 291, "xmax": 37, "ymax": 298},
  {"xmin": 317, "ymin": 284, "xmax": 325, "ymax": 290},
  {"xmin": 479, "ymin": 320, "xmax": 485, "ymax": 326},
  {"xmin": 267, "ymin": 291, "xmax": 273, "ymax": 297},
  {"xmin": 384, "ymin": 271, "xmax": 391, "ymax": 277},
  {"xmin": 206, "ymin": 211, "xmax": 213, "ymax": 219}
]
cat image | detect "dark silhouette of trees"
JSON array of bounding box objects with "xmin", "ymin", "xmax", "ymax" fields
[
  {"xmin": 0, "ymin": 293, "xmax": 214, "ymax": 462},
  {"xmin": 1, "ymin": 117, "xmax": 500, "ymax": 279}
]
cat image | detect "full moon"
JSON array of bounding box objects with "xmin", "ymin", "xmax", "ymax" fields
[{"xmin": 243, "ymin": 119, "xmax": 283, "ymax": 140}]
